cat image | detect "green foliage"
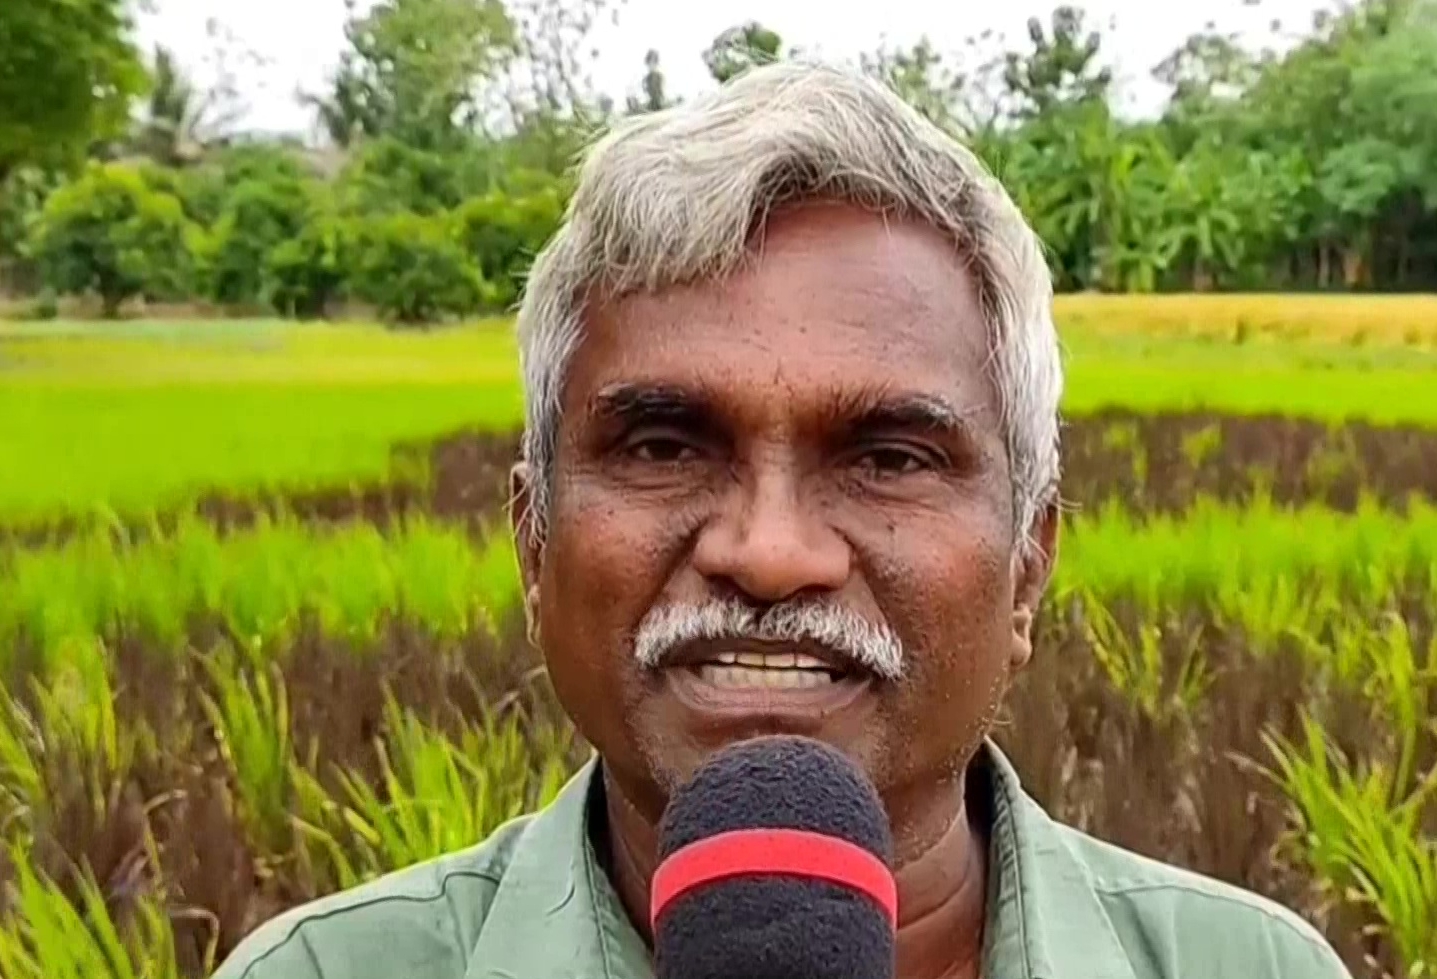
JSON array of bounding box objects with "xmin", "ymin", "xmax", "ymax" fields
[
  {"xmin": 304, "ymin": 0, "xmax": 519, "ymax": 150},
  {"xmin": 0, "ymin": 842, "xmax": 191, "ymax": 979},
  {"xmin": 201, "ymin": 174, "xmax": 317, "ymax": 307},
  {"xmin": 0, "ymin": 167, "xmax": 58, "ymax": 292},
  {"xmin": 295, "ymin": 695, "xmax": 571, "ymax": 889},
  {"xmin": 263, "ymin": 212, "xmax": 351, "ymax": 320},
  {"xmin": 1002, "ymin": 5, "xmax": 1113, "ymax": 118},
  {"xmin": 335, "ymin": 137, "xmax": 489, "ymax": 216},
  {"xmin": 703, "ymin": 21, "xmax": 786, "ymax": 83},
  {"xmin": 0, "ymin": 0, "xmax": 148, "ymax": 179},
  {"xmin": 347, "ymin": 211, "xmax": 490, "ymax": 324},
  {"xmin": 453, "ymin": 182, "xmax": 565, "ymax": 310},
  {"xmin": 167, "ymin": 144, "xmax": 316, "ymax": 228},
  {"xmin": 27, "ymin": 163, "xmax": 198, "ymax": 317}
]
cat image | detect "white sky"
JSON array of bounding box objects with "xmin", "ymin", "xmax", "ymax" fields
[{"xmin": 133, "ymin": 0, "xmax": 1340, "ymax": 139}]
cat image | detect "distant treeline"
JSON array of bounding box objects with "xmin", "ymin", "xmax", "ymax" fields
[{"xmin": 1, "ymin": 0, "xmax": 1435, "ymax": 323}]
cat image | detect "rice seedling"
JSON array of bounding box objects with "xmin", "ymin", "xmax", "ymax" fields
[
  {"xmin": 1262, "ymin": 711, "xmax": 1437, "ymax": 978},
  {"xmin": 199, "ymin": 649, "xmax": 295, "ymax": 862},
  {"xmin": 0, "ymin": 840, "xmax": 192, "ymax": 979},
  {"xmin": 0, "ymin": 513, "xmax": 525, "ymax": 675},
  {"xmin": 293, "ymin": 693, "xmax": 574, "ymax": 892}
]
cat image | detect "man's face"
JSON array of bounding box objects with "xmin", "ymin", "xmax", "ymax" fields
[{"xmin": 513, "ymin": 202, "xmax": 1056, "ymax": 825}]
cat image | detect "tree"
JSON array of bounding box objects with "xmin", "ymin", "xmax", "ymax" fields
[
  {"xmin": 202, "ymin": 173, "xmax": 318, "ymax": 306},
  {"xmin": 1001, "ymin": 5, "xmax": 1113, "ymax": 119},
  {"xmin": 29, "ymin": 162, "xmax": 198, "ymax": 317},
  {"xmin": 302, "ymin": 0, "xmax": 519, "ymax": 150},
  {"xmin": 0, "ymin": 0, "xmax": 149, "ymax": 181},
  {"xmin": 626, "ymin": 50, "xmax": 674, "ymax": 114},
  {"xmin": 860, "ymin": 35, "xmax": 1008, "ymax": 142},
  {"xmin": 131, "ymin": 23, "xmax": 255, "ymax": 166},
  {"xmin": 347, "ymin": 211, "xmax": 489, "ymax": 324},
  {"xmin": 704, "ymin": 22, "xmax": 785, "ymax": 84}
]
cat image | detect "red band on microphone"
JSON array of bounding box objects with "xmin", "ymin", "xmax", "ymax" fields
[{"xmin": 649, "ymin": 827, "xmax": 898, "ymax": 930}]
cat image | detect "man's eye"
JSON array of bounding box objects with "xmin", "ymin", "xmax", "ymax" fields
[
  {"xmin": 856, "ymin": 446, "xmax": 933, "ymax": 475},
  {"xmin": 627, "ymin": 437, "xmax": 699, "ymax": 463}
]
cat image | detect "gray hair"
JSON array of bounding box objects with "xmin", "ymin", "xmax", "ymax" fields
[
  {"xmin": 632, "ymin": 595, "xmax": 907, "ymax": 682},
  {"xmin": 514, "ymin": 59, "xmax": 1063, "ymax": 558}
]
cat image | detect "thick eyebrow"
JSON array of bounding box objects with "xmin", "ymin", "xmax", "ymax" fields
[
  {"xmin": 835, "ymin": 391, "xmax": 975, "ymax": 441},
  {"xmin": 589, "ymin": 382, "xmax": 714, "ymax": 427},
  {"xmin": 588, "ymin": 382, "xmax": 979, "ymax": 445}
]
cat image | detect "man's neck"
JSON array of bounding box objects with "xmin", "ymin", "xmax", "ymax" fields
[{"xmin": 598, "ymin": 761, "xmax": 992, "ymax": 979}]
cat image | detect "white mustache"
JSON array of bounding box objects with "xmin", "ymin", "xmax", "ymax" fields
[{"xmin": 632, "ymin": 596, "xmax": 907, "ymax": 681}]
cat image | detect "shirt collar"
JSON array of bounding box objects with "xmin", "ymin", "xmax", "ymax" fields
[
  {"xmin": 466, "ymin": 754, "xmax": 650, "ymax": 979},
  {"xmin": 470, "ymin": 741, "xmax": 1138, "ymax": 979},
  {"xmin": 979, "ymin": 742, "xmax": 1139, "ymax": 979}
]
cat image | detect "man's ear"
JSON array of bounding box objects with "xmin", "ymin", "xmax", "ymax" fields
[
  {"xmin": 1009, "ymin": 498, "xmax": 1060, "ymax": 672},
  {"xmin": 508, "ymin": 461, "xmax": 543, "ymax": 646}
]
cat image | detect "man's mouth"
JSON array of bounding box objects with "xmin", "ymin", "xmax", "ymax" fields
[
  {"xmin": 653, "ymin": 639, "xmax": 877, "ymax": 731},
  {"xmin": 691, "ymin": 650, "xmax": 847, "ymax": 690}
]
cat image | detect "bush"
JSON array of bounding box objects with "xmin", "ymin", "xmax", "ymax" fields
[
  {"xmin": 335, "ymin": 138, "xmax": 487, "ymax": 218},
  {"xmin": 347, "ymin": 211, "xmax": 490, "ymax": 324},
  {"xmin": 27, "ymin": 162, "xmax": 198, "ymax": 317},
  {"xmin": 202, "ymin": 175, "xmax": 317, "ymax": 307},
  {"xmin": 0, "ymin": 167, "xmax": 57, "ymax": 293},
  {"xmin": 263, "ymin": 211, "xmax": 351, "ymax": 320},
  {"xmin": 454, "ymin": 181, "xmax": 565, "ymax": 311}
]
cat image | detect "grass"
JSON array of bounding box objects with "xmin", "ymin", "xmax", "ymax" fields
[{"xmin": 3, "ymin": 302, "xmax": 1437, "ymax": 524}]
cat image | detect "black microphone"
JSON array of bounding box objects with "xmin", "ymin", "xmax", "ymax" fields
[{"xmin": 649, "ymin": 735, "xmax": 897, "ymax": 979}]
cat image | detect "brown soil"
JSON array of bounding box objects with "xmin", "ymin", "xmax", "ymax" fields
[{"xmin": 1060, "ymin": 408, "xmax": 1437, "ymax": 515}]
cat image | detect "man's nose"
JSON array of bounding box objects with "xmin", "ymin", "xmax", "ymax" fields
[{"xmin": 690, "ymin": 459, "xmax": 851, "ymax": 603}]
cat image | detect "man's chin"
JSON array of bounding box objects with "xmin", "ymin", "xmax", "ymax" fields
[{"xmin": 634, "ymin": 669, "xmax": 886, "ymax": 794}]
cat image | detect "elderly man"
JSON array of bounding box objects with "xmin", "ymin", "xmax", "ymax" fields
[{"xmin": 214, "ymin": 62, "xmax": 1351, "ymax": 979}]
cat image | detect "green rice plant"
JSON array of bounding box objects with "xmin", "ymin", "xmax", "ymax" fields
[
  {"xmin": 0, "ymin": 320, "xmax": 523, "ymax": 525},
  {"xmin": 0, "ymin": 647, "xmax": 152, "ymax": 846},
  {"xmin": 1359, "ymin": 614, "xmax": 1437, "ymax": 806},
  {"xmin": 0, "ymin": 839, "xmax": 193, "ymax": 979},
  {"xmin": 198, "ymin": 644, "xmax": 296, "ymax": 861},
  {"xmin": 293, "ymin": 694, "xmax": 573, "ymax": 891},
  {"xmin": 0, "ymin": 693, "xmax": 42, "ymax": 842},
  {"xmin": 1262, "ymin": 713, "xmax": 1437, "ymax": 978},
  {"xmin": 1078, "ymin": 595, "xmax": 1212, "ymax": 724},
  {"xmin": 1054, "ymin": 493, "xmax": 1437, "ymax": 617},
  {"xmin": 0, "ymin": 515, "xmax": 526, "ymax": 671},
  {"xmin": 1179, "ymin": 422, "xmax": 1223, "ymax": 470},
  {"xmin": 1258, "ymin": 613, "xmax": 1437, "ymax": 978}
]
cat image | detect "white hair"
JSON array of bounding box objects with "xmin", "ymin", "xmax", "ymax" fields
[
  {"xmin": 514, "ymin": 59, "xmax": 1063, "ymax": 558},
  {"xmin": 633, "ymin": 595, "xmax": 907, "ymax": 682}
]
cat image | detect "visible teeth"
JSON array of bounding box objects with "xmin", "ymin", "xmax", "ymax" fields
[
  {"xmin": 735, "ymin": 651, "xmax": 796, "ymax": 668},
  {"xmin": 713, "ymin": 651, "xmax": 833, "ymax": 670},
  {"xmin": 698, "ymin": 665, "xmax": 836, "ymax": 689}
]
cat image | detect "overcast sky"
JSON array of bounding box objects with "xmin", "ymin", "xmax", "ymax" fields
[{"xmin": 132, "ymin": 0, "xmax": 1340, "ymax": 139}]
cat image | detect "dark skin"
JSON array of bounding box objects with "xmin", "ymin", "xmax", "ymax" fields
[{"xmin": 510, "ymin": 201, "xmax": 1059, "ymax": 979}]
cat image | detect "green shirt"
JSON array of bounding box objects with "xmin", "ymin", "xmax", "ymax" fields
[{"xmin": 212, "ymin": 742, "xmax": 1352, "ymax": 979}]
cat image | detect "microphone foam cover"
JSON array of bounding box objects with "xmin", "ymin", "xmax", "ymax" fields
[{"xmin": 652, "ymin": 735, "xmax": 896, "ymax": 979}]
